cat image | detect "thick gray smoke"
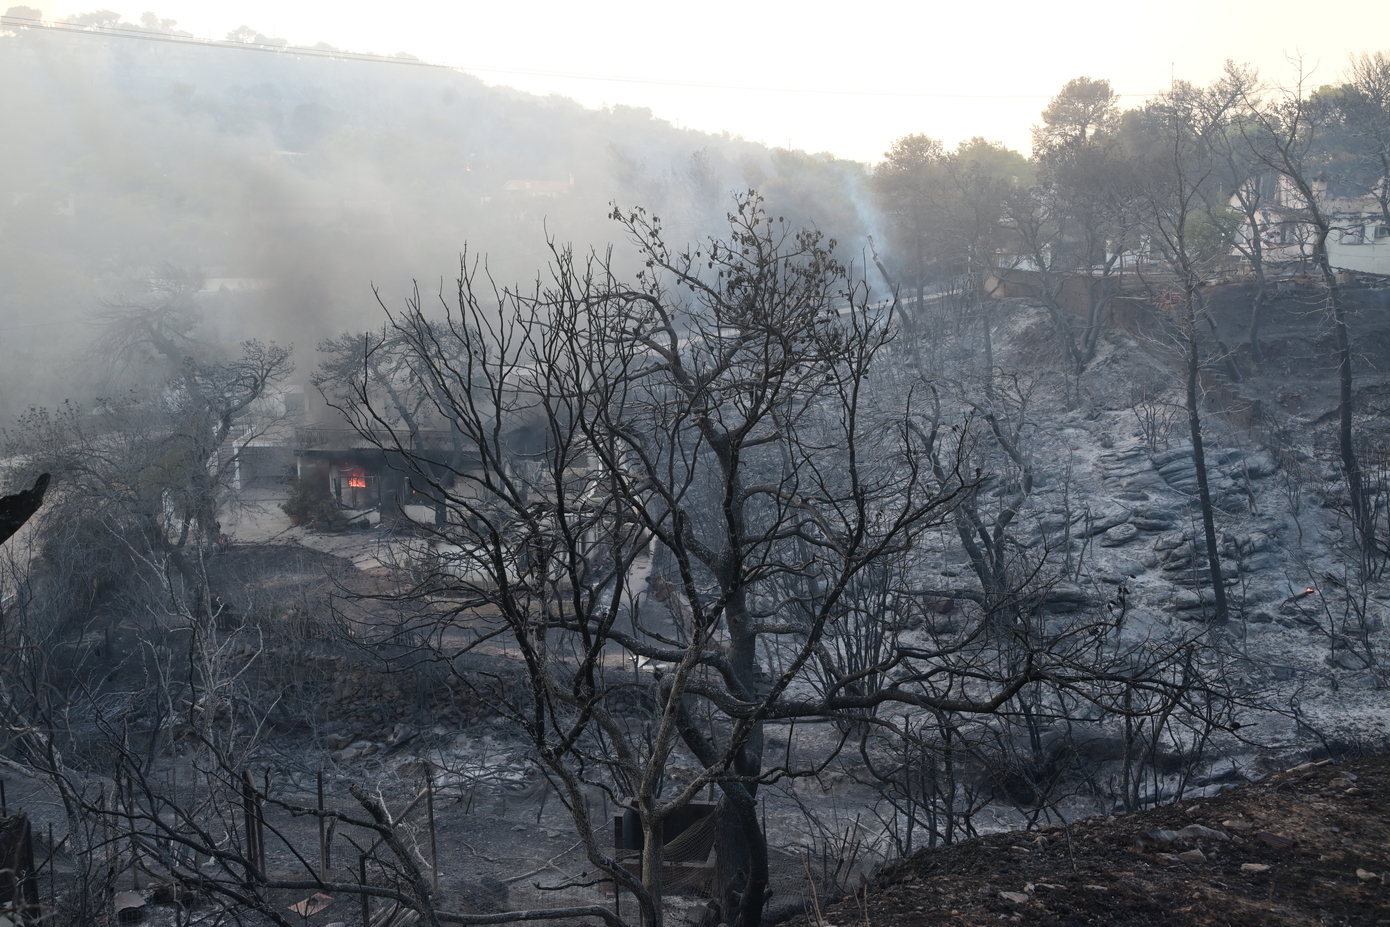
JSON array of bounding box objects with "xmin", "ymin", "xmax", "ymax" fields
[{"xmin": 0, "ymin": 13, "xmax": 879, "ymax": 420}]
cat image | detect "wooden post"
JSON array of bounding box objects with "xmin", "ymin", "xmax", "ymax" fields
[
  {"xmin": 99, "ymin": 783, "xmax": 111, "ymax": 882},
  {"xmin": 128, "ymin": 770, "xmax": 140, "ymax": 890},
  {"xmin": 260, "ymin": 769, "xmax": 269, "ymax": 876},
  {"xmin": 425, "ymin": 766, "xmax": 438, "ymax": 894},
  {"xmin": 317, "ymin": 769, "xmax": 327, "ymax": 880},
  {"xmin": 613, "ymin": 812, "xmax": 622, "ymax": 919},
  {"xmin": 241, "ymin": 771, "xmax": 260, "ymax": 891},
  {"xmin": 47, "ymin": 822, "xmax": 54, "ymax": 910},
  {"xmin": 359, "ymin": 854, "xmax": 369, "ymax": 927}
]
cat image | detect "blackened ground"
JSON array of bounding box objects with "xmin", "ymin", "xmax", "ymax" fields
[{"xmin": 787, "ymin": 753, "xmax": 1390, "ymax": 927}]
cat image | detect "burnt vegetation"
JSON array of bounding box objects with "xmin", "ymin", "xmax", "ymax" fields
[{"xmin": 2, "ymin": 13, "xmax": 1390, "ymax": 927}]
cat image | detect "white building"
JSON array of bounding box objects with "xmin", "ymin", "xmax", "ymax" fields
[{"xmin": 1235, "ymin": 174, "xmax": 1390, "ymax": 276}]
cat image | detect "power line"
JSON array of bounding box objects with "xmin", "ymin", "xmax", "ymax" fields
[{"xmin": 0, "ymin": 16, "xmax": 1169, "ymax": 102}]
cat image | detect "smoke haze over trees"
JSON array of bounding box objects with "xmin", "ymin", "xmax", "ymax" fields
[
  {"xmin": 0, "ymin": 9, "xmax": 875, "ymax": 420},
  {"xmin": 5, "ymin": 11, "xmax": 1387, "ymax": 427},
  {"xmin": 7, "ymin": 12, "xmax": 1390, "ymax": 927}
]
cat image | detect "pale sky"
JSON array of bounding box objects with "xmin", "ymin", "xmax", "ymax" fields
[{"xmin": 19, "ymin": 0, "xmax": 1390, "ymax": 163}]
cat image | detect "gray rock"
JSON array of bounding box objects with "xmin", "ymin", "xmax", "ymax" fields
[
  {"xmin": 1177, "ymin": 824, "xmax": 1229, "ymax": 841},
  {"xmin": 1112, "ymin": 557, "xmax": 1147, "ymax": 577},
  {"xmin": 1162, "ymin": 541, "xmax": 1194, "ymax": 562},
  {"xmin": 1123, "ymin": 474, "xmax": 1173, "ymax": 494},
  {"xmin": 1132, "ymin": 504, "xmax": 1180, "ymax": 530},
  {"xmin": 1045, "ymin": 583, "xmax": 1090, "ymax": 612},
  {"xmin": 1170, "ymin": 590, "xmax": 1206, "ymax": 611},
  {"xmin": 1081, "ymin": 505, "xmax": 1132, "ymax": 536},
  {"xmin": 1101, "ymin": 459, "xmax": 1151, "ymax": 476},
  {"xmin": 1239, "ymin": 551, "xmax": 1281, "ymax": 573},
  {"xmin": 1158, "ymin": 459, "xmax": 1198, "ymax": 480},
  {"xmin": 1171, "ymin": 563, "xmax": 1241, "ymax": 587},
  {"xmin": 1153, "ymin": 531, "xmax": 1190, "ymax": 552},
  {"xmin": 1152, "ymin": 446, "xmax": 1195, "ymax": 468},
  {"xmin": 1328, "ymin": 650, "xmax": 1368, "ymax": 671},
  {"xmin": 1100, "ymin": 523, "xmax": 1140, "ymax": 546},
  {"xmin": 1211, "ymin": 448, "xmax": 1247, "ymax": 467},
  {"xmin": 1238, "ymin": 531, "xmax": 1274, "ymax": 555}
]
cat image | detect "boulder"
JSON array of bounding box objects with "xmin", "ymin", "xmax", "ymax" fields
[
  {"xmin": 1100, "ymin": 523, "xmax": 1140, "ymax": 547},
  {"xmin": 1132, "ymin": 505, "xmax": 1180, "ymax": 531},
  {"xmin": 1153, "ymin": 531, "xmax": 1190, "ymax": 552},
  {"xmin": 1158, "ymin": 459, "xmax": 1198, "ymax": 480},
  {"xmin": 1151, "ymin": 446, "xmax": 1195, "ymax": 468},
  {"xmin": 1080, "ymin": 504, "xmax": 1132, "ymax": 537},
  {"xmin": 1170, "ymin": 590, "xmax": 1204, "ymax": 611},
  {"xmin": 1111, "ymin": 557, "xmax": 1147, "ymax": 577},
  {"xmin": 1044, "ymin": 583, "xmax": 1090, "ymax": 612},
  {"xmin": 1239, "ymin": 551, "xmax": 1281, "ymax": 573},
  {"xmin": 1177, "ymin": 824, "xmax": 1229, "ymax": 841}
]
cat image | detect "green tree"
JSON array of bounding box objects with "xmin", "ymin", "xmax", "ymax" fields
[
  {"xmin": 1002, "ymin": 77, "xmax": 1142, "ymax": 386},
  {"xmin": 872, "ymin": 134, "xmax": 946, "ymax": 315},
  {"xmin": 1032, "ymin": 76, "xmax": 1121, "ymax": 159},
  {"xmin": 1335, "ymin": 51, "xmax": 1390, "ymax": 228}
]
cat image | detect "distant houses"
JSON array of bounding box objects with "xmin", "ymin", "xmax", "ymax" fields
[{"xmin": 1235, "ymin": 173, "xmax": 1390, "ymax": 276}]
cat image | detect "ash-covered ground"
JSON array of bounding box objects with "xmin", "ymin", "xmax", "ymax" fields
[{"xmin": 20, "ymin": 281, "xmax": 1390, "ymax": 927}]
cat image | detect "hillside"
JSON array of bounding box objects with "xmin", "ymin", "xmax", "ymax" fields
[
  {"xmin": 0, "ymin": 15, "xmax": 874, "ymax": 418},
  {"xmin": 788, "ymin": 753, "xmax": 1390, "ymax": 927}
]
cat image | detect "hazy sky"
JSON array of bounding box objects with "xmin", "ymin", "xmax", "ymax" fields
[{"xmin": 21, "ymin": 0, "xmax": 1390, "ymax": 162}]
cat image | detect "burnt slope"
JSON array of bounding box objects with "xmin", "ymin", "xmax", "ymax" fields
[{"xmin": 790, "ymin": 754, "xmax": 1390, "ymax": 927}]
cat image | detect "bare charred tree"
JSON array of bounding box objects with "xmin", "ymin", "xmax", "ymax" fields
[
  {"xmin": 1134, "ymin": 80, "xmax": 1239, "ymax": 623},
  {"xmin": 933, "ymin": 140, "xmax": 1029, "ymax": 392},
  {"xmin": 1203, "ymin": 63, "xmax": 1278, "ymax": 363},
  {"xmin": 0, "ymin": 566, "xmax": 623, "ymax": 927},
  {"xmin": 323, "ymin": 194, "xmax": 1099, "ymax": 927},
  {"xmin": 1238, "ymin": 64, "xmax": 1370, "ymax": 554},
  {"xmin": 315, "ymin": 325, "xmax": 432, "ymax": 451},
  {"xmin": 846, "ymin": 369, "xmax": 1242, "ymax": 854},
  {"xmin": 5, "ymin": 275, "xmax": 292, "ymax": 617}
]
